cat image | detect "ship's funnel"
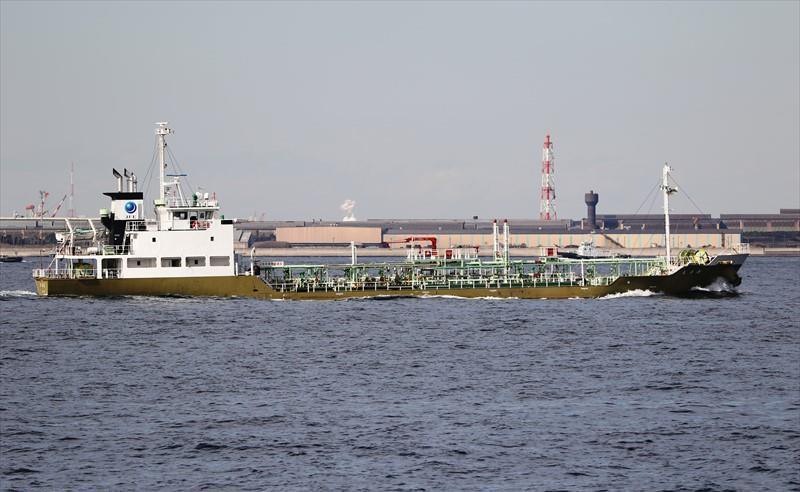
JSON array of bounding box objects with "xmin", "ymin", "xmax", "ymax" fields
[
  {"xmin": 130, "ymin": 172, "xmax": 137, "ymax": 192},
  {"xmin": 123, "ymin": 168, "xmax": 131, "ymax": 192},
  {"xmin": 112, "ymin": 168, "xmax": 123, "ymax": 192}
]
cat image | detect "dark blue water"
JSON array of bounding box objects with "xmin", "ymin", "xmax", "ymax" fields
[{"xmin": 1, "ymin": 256, "xmax": 798, "ymax": 490}]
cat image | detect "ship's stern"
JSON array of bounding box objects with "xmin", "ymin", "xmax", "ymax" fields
[{"xmin": 34, "ymin": 277, "xmax": 49, "ymax": 296}]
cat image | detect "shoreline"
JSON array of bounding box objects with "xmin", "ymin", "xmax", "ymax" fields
[
  {"xmin": 4, "ymin": 245, "xmax": 797, "ymax": 258},
  {"xmin": 241, "ymin": 246, "xmax": 797, "ymax": 257}
]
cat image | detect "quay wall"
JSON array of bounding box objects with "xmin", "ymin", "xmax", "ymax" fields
[
  {"xmin": 4, "ymin": 244, "xmax": 795, "ymax": 258},
  {"xmin": 382, "ymin": 232, "xmax": 741, "ymax": 250}
]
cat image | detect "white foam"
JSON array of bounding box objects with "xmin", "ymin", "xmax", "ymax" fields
[
  {"xmin": 417, "ymin": 294, "xmax": 520, "ymax": 300},
  {"xmin": 691, "ymin": 278, "xmax": 736, "ymax": 293},
  {"xmin": 418, "ymin": 294, "xmax": 469, "ymax": 299},
  {"xmin": 0, "ymin": 290, "xmax": 37, "ymax": 297},
  {"xmin": 598, "ymin": 289, "xmax": 660, "ymax": 299}
]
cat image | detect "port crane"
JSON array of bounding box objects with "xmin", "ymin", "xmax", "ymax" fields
[
  {"xmin": 49, "ymin": 194, "xmax": 68, "ymax": 217},
  {"xmin": 25, "ymin": 190, "xmax": 50, "ymax": 218}
]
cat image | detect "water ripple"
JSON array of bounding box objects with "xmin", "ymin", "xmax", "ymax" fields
[{"xmin": 0, "ymin": 257, "xmax": 798, "ymax": 490}]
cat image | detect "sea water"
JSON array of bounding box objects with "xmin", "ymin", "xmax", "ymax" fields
[{"xmin": 1, "ymin": 257, "xmax": 798, "ymax": 490}]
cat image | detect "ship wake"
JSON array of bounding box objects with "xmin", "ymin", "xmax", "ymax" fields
[
  {"xmin": 344, "ymin": 294, "xmax": 523, "ymax": 301},
  {"xmin": 418, "ymin": 294, "xmax": 521, "ymax": 300},
  {"xmin": 599, "ymin": 289, "xmax": 661, "ymax": 299},
  {"xmin": 684, "ymin": 278, "xmax": 739, "ymax": 297},
  {"xmin": 0, "ymin": 290, "xmax": 37, "ymax": 298}
]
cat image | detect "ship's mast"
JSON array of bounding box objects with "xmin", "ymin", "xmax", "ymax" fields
[
  {"xmin": 503, "ymin": 219, "xmax": 509, "ymax": 263},
  {"xmin": 69, "ymin": 161, "xmax": 75, "ymax": 217},
  {"xmin": 492, "ymin": 219, "xmax": 499, "ymax": 259},
  {"xmin": 156, "ymin": 122, "xmax": 173, "ymax": 202},
  {"xmin": 661, "ymin": 162, "xmax": 677, "ymax": 264}
]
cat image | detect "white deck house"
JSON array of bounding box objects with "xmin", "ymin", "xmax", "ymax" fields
[{"xmin": 40, "ymin": 122, "xmax": 238, "ymax": 280}]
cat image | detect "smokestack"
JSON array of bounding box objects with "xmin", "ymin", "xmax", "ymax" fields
[
  {"xmin": 492, "ymin": 219, "xmax": 499, "ymax": 259},
  {"xmin": 585, "ymin": 190, "xmax": 599, "ymax": 229},
  {"xmin": 123, "ymin": 168, "xmax": 131, "ymax": 192},
  {"xmin": 503, "ymin": 219, "xmax": 509, "ymax": 260},
  {"xmin": 112, "ymin": 168, "xmax": 123, "ymax": 192}
]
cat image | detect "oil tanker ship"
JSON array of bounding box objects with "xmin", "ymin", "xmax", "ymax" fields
[{"xmin": 33, "ymin": 123, "xmax": 748, "ymax": 299}]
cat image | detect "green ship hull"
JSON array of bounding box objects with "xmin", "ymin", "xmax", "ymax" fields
[{"xmin": 34, "ymin": 260, "xmax": 744, "ymax": 300}]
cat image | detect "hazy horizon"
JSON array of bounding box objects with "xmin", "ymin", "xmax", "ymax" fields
[{"xmin": 2, "ymin": 1, "xmax": 798, "ymax": 221}]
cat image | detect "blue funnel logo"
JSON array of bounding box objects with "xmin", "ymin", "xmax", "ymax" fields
[{"xmin": 124, "ymin": 201, "xmax": 137, "ymax": 214}]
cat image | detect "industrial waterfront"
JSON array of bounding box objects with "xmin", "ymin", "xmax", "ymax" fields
[
  {"xmin": 3, "ymin": 207, "xmax": 797, "ymax": 258},
  {"xmin": 3, "ymin": 130, "xmax": 798, "ymax": 261}
]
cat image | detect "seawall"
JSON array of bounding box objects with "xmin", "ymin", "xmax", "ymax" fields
[{"xmin": 4, "ymin": 244, "xmax": 796, "ymax": 259}]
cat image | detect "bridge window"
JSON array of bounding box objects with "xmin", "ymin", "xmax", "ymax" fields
[
  {"xmin": 127, "ymin": 257, "xmax": 156, "ymax": 268},
  {"xmin": 186, "ymin": 256, "xmax": 206, "ymax": 267},
  {"xmin": 210, "ymin": 256, "xmax": 229, "ymax": 266},
  {"xmin": 161, "ymin": 257, "xmax": 181, "ymax": 267}
]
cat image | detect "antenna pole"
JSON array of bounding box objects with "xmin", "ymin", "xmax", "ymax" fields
[
  {"xmin": 661, "ymin": 162, "xmax": 677, "ymax": 265},
  {"xmin": 155, "ymin": 122, "xmax": 173, "ymax": 202},
  {"xmin": 69, "ymin": 161, "xmax": 75, "ymax": 217}
]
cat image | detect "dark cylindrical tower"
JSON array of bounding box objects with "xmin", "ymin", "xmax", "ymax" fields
[{"xmin": 585, "ymin": 190, "xmax": 599, "ymax": 229}]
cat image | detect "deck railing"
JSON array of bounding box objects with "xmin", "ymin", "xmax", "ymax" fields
[
  {"xmin": 733, "ymin": 243, "xmax": 750, "ymax": 254},
  {"xmin": 259, "ymin": 256, "xmax": 667, "ymax": 293},
  {"xmin": 47, "ymin": 244, "xmax": 131, "ymax": 256},
  {"xmin": 33, "ymin": 268, "xmax": 96, "ymax": 279},
  {"xmin": 263, "ymin": 272, "xmax": 617, "ymax": 293},
  {"xmin": 164, "ymin": 198, "xmax": 219, "ymax": 208},
  {"xmin": 102, "ymin": 245, "xmax": 130, "ymax": 255},
  {"xmin": 33, "ymin": 268, "xmax": 122, "ymax": 279}
]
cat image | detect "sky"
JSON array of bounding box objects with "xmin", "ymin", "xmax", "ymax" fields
[{"xmin": 1, "ymin": 0, "xmax": 798, "ymax": 221}]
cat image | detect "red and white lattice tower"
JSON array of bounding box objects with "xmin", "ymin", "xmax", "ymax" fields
[{"xmin": 539, "ymin": 134, "xmax": 557, "ymax": 220}]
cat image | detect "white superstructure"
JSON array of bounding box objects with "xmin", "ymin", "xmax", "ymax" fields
[{"xmin": 35, "ymin": 122, "xmax": 238, "ymax": 281}]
